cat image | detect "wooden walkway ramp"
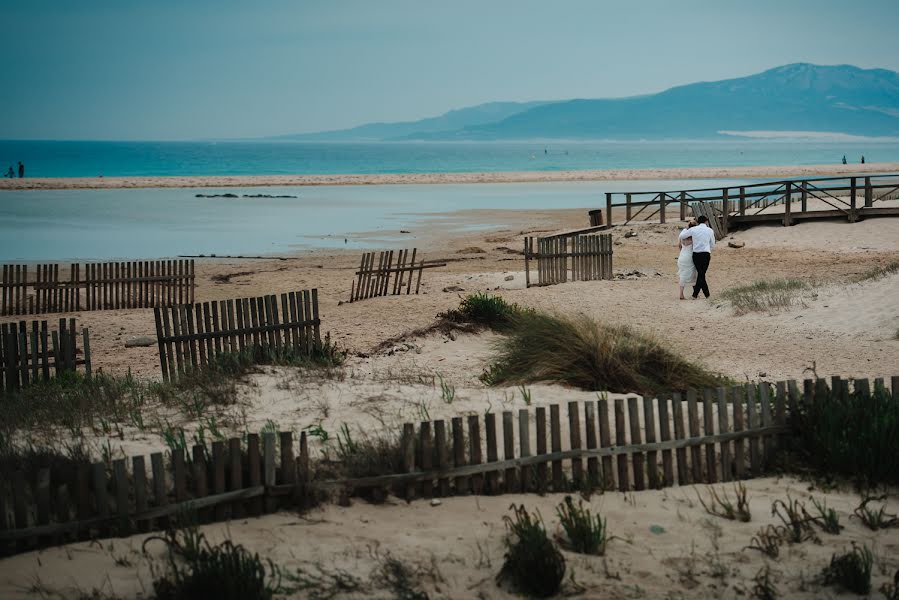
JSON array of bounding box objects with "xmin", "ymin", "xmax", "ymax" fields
[{"xmin": 592, "ymin": 173, "xmax": 899, "ymax": 236}]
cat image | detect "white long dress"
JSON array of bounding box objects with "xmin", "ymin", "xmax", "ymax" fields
[{"xmin": 678, "ymin": 240, "xmax": 697, "ymax": 286}]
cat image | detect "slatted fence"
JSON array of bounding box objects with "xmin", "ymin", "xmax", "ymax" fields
[
  {"xmin": 0, "ymin": 375, "xmax": 892, "ymax": 555},
  {"xmin": 0, "ymin": 430, "xmax": 311, "ymax": 556},
  {"xmin": 349, "ymin": 248, "xmax": 446, "ymax": 302},
  {"xmin": 0, "ymin": 260, "xmax": 195, "ymax": 316},
  {"xmin": 153, "ymin": 290, "xmax": 321, "ymax": 381},
  {"xmin": 524, "ymin": 233, "xmax": 613, "ymax": 287},
  {"xmin": 1, "ymin": 318, "xmax": 91, "ymax": 395}
]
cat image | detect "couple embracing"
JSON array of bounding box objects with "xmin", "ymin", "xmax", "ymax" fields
[{"xmin": 677, "ymin": 215, "xmax": 715, "ymax": 300}]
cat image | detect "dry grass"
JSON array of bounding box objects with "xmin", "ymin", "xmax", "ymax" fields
[
  {"xmin": 483, "ymin": 311, "xmax": 724, "ymax": 396},
  {"xmin": 720, "ymin": 278, "xmax": 809, "ymax": 315},
  {"xmin": 853, "ymin": 259, "xmax": 899, "ymax": 283}
]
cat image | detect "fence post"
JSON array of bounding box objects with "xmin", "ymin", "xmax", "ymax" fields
[
  {"xmin": 625, "ymin": 193, "xmax": 632, "ymax": 222},
  {"xmin": 403, "ymin": 423, "xmax": 416, "ymax": 501},
  {"xmin": 680, "ymin": 191, "xmax": 687, "ymax": 220},
  {"xmin": 849, "ymin": 177, "xmax": 857, "ymax": 223},
  {"xmin": 659, "ymin": 193, "xmax": 666, "ymax": 224},
  {"xmin": 800, "ymin": 181, "xmax": 807, "ymax": 212},
  {"xmin": 783, "ymin": 181, "xmax": 792, "ymax": 227},
  {"xmin": 524, "ymin": 237, "xmax": 530, "ymax": 288},
  {"xmin": 605, "ymin": 193, "xmax": 613, "ymax": 229},
  {"xmin": 721, "ymin": 188, "xmax": 729, "ymax": 234}
]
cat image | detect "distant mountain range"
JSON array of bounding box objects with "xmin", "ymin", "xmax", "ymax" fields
[{"xmin": 283, "ymin": 64, "xmax": 899, "ymax": 141}]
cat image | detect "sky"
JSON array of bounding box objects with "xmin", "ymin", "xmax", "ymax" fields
[{"xmin": 2, "ymin": 0, "xmax": 899, "ymax": 141}]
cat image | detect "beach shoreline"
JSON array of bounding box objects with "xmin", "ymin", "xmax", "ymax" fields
[{"xmin": 1, "ymin": 162, "xmax": 897, "ymax": 190}]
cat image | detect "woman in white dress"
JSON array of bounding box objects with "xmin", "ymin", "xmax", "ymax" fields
[{"xmin": 677, "ymin": 220, "xmax": 698, "ymax": 300}]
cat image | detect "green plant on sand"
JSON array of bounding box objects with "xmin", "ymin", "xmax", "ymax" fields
[
  {"xmin": 720, "ymin": 278, "xmax": 808, "ymax": 315},
  {"xmin": 497, "ymin": 504, "xmax": 566, "ymax": 598},
  {"xmin": 482, "ymin": 311, "xmax": 723, "ymax": 396},
  {"xmin": 438, "ymin": 292, "xmax": 524, "ymax": 330},
  {"xmin": 820, "ymin": 544, "xmax": 873, "ymax": 595},
  {"xmin": 555, "ymin": 495, "xmax": 611, "ymax": 555}
]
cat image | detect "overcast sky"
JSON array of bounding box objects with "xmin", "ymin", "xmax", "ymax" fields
[{"xmin": 2, "ymin": 0, "xmax": 898, "ymax": 140}]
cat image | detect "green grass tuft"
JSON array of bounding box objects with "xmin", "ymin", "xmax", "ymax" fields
[
  {"xmin": 498, "ymin": 504, "xmax": 566, "ymax": 598},
  {"xmin": 482, "ymin": 311, "xmax": 723, "ymax": 396},
  {"xmin": 439, "ymin": 292, "xmax": 524, "ymax": 330},
  {"xmin": 821, "ymin": 544, "xmax": 873, "ymax": 595},
  {"xmin": 720, "ymin": 278, "xmax": 809, "ymax": 315},
  {"xmin": 555, "ymin": 496, "xmax": 610, "ymax": 555}
]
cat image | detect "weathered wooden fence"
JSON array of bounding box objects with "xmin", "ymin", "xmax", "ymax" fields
[
  {"xmin": 0, "ymin": 375, "xmax": 893, "ymax": 555},
  {"xmin": 1, "ymin": 318, "xmax": 91, "ymax": 395},
  {"xmin": 153, "ymin": 290, "xmax": 321, "ymax": 381},
  {"xmin": 0, "ymin": 260, "xmax": 195, "ymax": 316},
  {"xmin": 524, "ymin": 233, "xmax": 613, "ymax": 287},
  {"xmin": 349, "ymin": 248, "xmax": 446, "ymax": 302}
]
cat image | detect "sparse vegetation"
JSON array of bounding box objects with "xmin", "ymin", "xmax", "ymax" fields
[
  {"xmin": 720, "ymin": 278, "xmax": 809, "ymax": 315},
  {"xmin": 746, "ymin": 525, "xmax": 782, "ymax": 558},
  {"xmin": 853, "ymin": 259, "xmax": 899, "ymax": 282},
  {"xmin": 809, "ymin": 497, "xmax": 842, "ymax": 534},
  {"xmin": 771, "ymin": 496, "xmax": 818, "ymax": 544},
  {"xmin": 789, "ymin": 379, "xmax": 899, "ymax": 486},
  {"xmin": 820, "ymin": 544, "xmax": 873, "ymax": 595},
  {"xmin": 697, "ymin": 483, "xmax": 751, "ymax": 522},
  {"xmin": 150, "ymin": 525, "xmax": 280, "ymax": 600},
  {"xmin": 555, "ymin": 495, "xmax": 610, "ymax": 555},
  {"xmin": 498, "ymin": 504, "xmax": 566, "ymax": 598},
  {"xmin": 482, "ymin": 311, "xmax": 724, "ymax": 396},
  {"xmin": 852, "ymin": 496, "xmax": 899, "ymax": 531},
  {"xmin": 752, "ymin": 566, "xmax": 778, "ymax": 600}
]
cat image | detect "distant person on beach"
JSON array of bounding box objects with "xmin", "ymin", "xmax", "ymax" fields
[
  {"xmin": 677, "ymin": 219, "xmax": 698, "ymax": 300},
  {"xmin": 842, "ymin": 155, "xmax": 847, "ymax": 165},
  {"xmin": 17, "ymin": 161, "xmax": 24, "ymax": 178},
  {"xmin": 861, "ymin": 155, "xmax": 865, "ymax": 164},
  {"xmin": 678, "ymin": 215, "xmax": 715, "ymax": 299},
  {"xmin": 4, "ymin": 166, "xmax": 13, "ymax": 178}
]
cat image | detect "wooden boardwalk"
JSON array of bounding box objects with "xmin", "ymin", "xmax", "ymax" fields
[{"xmin": 590, "ymin": 173, "xmax": 899, "ymax": 237}]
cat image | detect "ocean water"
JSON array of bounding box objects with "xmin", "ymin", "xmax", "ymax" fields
[
  {"xmin": 0, "ymin": 179, "xmax": 751, "ymax": 261},
  {"xmin": 1, "ymin": 139, "xmax": 896, "ymax": 178}
]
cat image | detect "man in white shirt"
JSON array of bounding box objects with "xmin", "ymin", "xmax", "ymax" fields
[{"xmin": 678, "ymin": 215, "xmax": 715, "ymax": 298}]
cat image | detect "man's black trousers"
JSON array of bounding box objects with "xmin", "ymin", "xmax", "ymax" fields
[{"xmin": 692, "ymin": 251, "xmax": 711, "ymax": 298}]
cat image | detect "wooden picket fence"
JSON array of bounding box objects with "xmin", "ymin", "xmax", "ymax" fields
[
  {"xmin": 1, "ymin": 318, "xmax": 91, "ymax": 395},
  {"xmin": 349, "ymin": 248, "xmax": 446, "ymax": 303},
  {"xmin": 153, "ymin": 290, "xmax": 321, "ymax": 382},
  {"xmin": 0, "ymin": 430, "xmax": 311, "ymax": 556},
  {"xmin": 0, "ymin": 260, "xmax": 195, "ymax": 316},
  {"xmin": 524, "ymin": 233, "xmax": 613, "ymax": 287},
  {"xmin": 0, "ymin": 375, "xmax": 893, "ymax": 555}
]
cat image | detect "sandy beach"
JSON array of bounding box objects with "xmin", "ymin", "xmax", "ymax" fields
[
  {"xmin": 1, "ymin": 162, "xmax": 897, "ymax": 190},
  {"xmin": 2, "ymin": 182, "xmax": 898, "ymax": 599}
]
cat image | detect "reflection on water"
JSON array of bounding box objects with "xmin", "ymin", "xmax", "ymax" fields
[{"xmin": 0, "ymin": 179, "xmax": 752, "ymax": 261}]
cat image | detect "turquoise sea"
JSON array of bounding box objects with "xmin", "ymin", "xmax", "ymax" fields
[
  {"xmin": 1, "ymin": 139, "xmax": 897, "ymax": 178},
  {"xmin": 1, "ymin": 139, "xmax": 897, "ymax": 261}
]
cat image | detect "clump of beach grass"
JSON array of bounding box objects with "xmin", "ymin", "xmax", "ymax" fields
[
  {"xmin": 555, "ymin": 496, "xmax": 611, "ymax": 555},
  {"xmin": 853, "ymin": 259, "xmax": 899, "ymax": 283},
  {"xmin": 482, "ymin": 311, "xmax": 723, "ymax": 396},
  {"xmin": 820, "ymin": 544, "xmax": 873, "ymax": 595},
  {"xmin": 438, "ymin": 292, "xmax": 524, "ymax": 331},
  {"xmin": 497, "ymin": 504, "xmax": 566, "ymax": 598},
  {"xmin": 720, "ymin": 278, "xmax": 809, "ymax": 315}
]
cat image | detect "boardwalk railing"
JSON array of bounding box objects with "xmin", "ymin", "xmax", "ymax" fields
[
  {"xmin": 591, "ymin": 173, "xmax": 899, "ymax": 235},
  {"xmin": 0, "ymin": 260, "xmax": 195, "ymax": 316},
  {"xmin": 349, "ymin": 248, "xmax": 446, "ymax": 302},
  {"xmin": 524, "ymin": 233, "xmax": 613, "ymax": 287},
  {"xmin": 1, "ymin": 318, "xmax": 91, "ymax": 395},
  {"xmin": 0, "ymin": 375, "xmax": 893, "ymax": 555},
  {"xmin": 153, "ymin": 290, "xmax": 321, "ymax": 381}
]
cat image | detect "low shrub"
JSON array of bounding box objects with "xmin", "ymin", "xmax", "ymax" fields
[
  {"xmin": 497, "ymin": 504, "xmax": 565, "ymax": 598},
  {"xmin": 555, "ymin": 495, "xmax": 610, "ymax": 555},
  {"xmin": 483, "ymin": 311, "xmax": 723, "ymax": 396},
  {"xmin": 820, "ymin": 544, "xmax": 873, "ymax": 595},
  {"xmin": 789, "ymin": 379, "xmax": 899, "ymax": 487},
  {"xmin": 438, "ymin": 292, "xmax": 523, "ymax": 330},
  {"xmin": 720, "ymin": 278, "xmax": 808, "ymax": 315}
]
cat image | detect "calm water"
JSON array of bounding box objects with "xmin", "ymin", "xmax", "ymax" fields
[
  {"xmin": 0, "ymin": 179, "xmax": 751, "ymax": 261},
  {"xmin": 1, "ymin": 139, "xmax": 896, "ymax": 178}
]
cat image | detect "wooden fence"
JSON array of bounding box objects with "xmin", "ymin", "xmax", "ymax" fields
[
  {"xmin": 1, "ymin": 318, "xmax": 91, "ymax": 395},
  {"xmin": 592, "ymin": 174, "xmax": 899, "ymax": 234},
  {"xmin": 0, "ymin": 260, "xmax": 195, "ymax": 317},
  {"xmin": 153, "ymin": 290, "xmax": 321, "ymax": 382},
  {"xmin": 349, "ymin": 248, "xmax": 446, "ymax": 302},
  {"xmin": 524, "ymin": 234, "xmax": 613, "ymax": 287},
  {"xmin": 0, "ymin": 375, "xmax": 893, "ymax": 555}
]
